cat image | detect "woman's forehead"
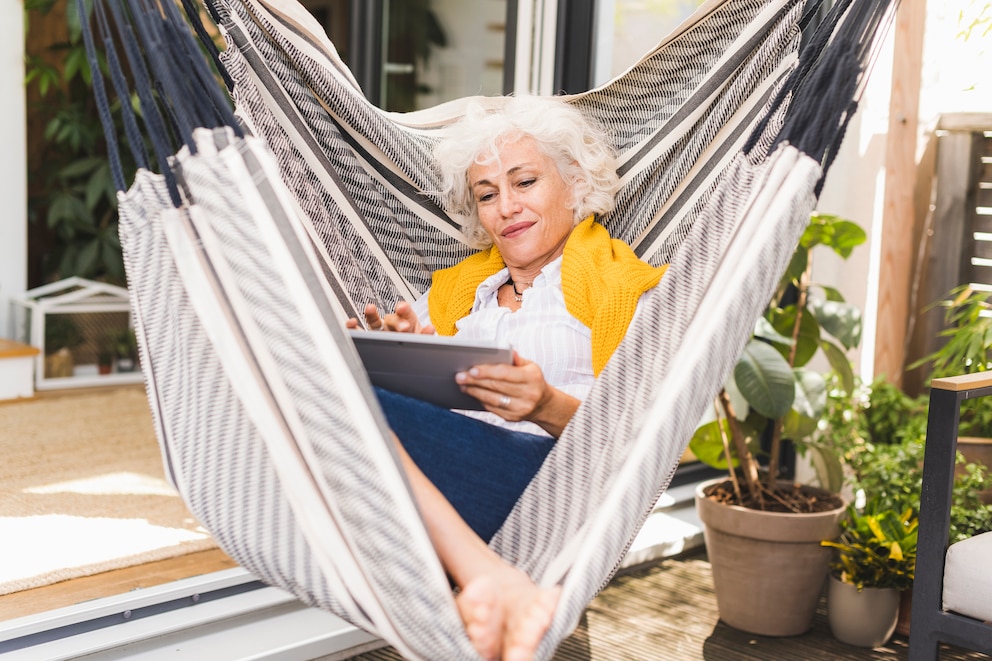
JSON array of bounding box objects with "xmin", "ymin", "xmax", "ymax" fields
[{"xmin": 469, "ymin": 137, "xmax": 551, "ymax": 181}]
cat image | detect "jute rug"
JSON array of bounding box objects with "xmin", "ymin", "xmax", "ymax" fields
[{"xmin": 0, "ymin": 386, "xmax": 216, "ymax": 595}]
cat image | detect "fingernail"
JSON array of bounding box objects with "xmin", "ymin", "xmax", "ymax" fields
[
  {"xmin": 469, "ymin": 368, "xmax": 479, "ymax": 377},
  {"xmin": 455, "ymin": 372, "xmax": 466, "ymax": 383}
]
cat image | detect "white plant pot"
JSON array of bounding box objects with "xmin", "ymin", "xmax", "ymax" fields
[{"xmin": 827, "ymin": 575, "xmax": 900, "ymax": 648}]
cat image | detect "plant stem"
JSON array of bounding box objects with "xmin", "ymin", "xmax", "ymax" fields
[
  {"xmin": 766, "ymin": 262, "xmax": 811, "ymax": 492},
  {"xmin": 718, "ymin": 389, "xmax": 762, "ymax": 504},
  {"xmin": 714, "ymin": 399, "xmax": 743, "ymax": 503}
]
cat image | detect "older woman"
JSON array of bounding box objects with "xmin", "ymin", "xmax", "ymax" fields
[{"xmin": 348, "ymin": 95, "xmax": 667, "ymax": 661}]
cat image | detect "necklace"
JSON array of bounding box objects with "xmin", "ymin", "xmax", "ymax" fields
[{"xmin": 507, "ymin": 278, "xmax": 533, "ymax": 303}]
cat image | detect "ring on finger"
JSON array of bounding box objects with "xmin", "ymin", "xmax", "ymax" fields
[{"xmin": 498, "ymin": 394, "xmax": 511, "ymax": 409}]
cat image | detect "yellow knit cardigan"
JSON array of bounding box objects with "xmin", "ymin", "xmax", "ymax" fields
[{"xmin": 428, "ymin": 217, "xmax": 668, "ymax": 375}]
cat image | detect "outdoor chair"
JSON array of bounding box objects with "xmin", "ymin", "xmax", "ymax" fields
[{"xmin": 908, "ymin": 372, "xmax": 992, "ymax": 660}]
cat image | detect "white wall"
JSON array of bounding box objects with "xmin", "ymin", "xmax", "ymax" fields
[
  {"xmin": 813, "ymin": 17, "xmax": 894, "ymax": 382},
  {"xmin": 0, "ymin": 2, "xmax": 27, "ymax": 339}
]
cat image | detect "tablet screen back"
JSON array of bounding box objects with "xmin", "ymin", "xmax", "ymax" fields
[{"xmin": 348, "ymin": 330, "xmax": 512, "ymax": 410}]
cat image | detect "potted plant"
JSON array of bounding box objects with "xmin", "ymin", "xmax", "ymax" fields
[
  {"xmin": 821, "ymin": 501, "xmax": 917, "ymax": 647},
  {"xmin": 831, "ymin": 376, "xmax": 992, "ymax": 635},
  {"xmin": 43, "ymin": 314, "xmax": 84, "ymax": 378},
  {"xmin": 113, "ymin": 328, "xmax": 138, "ymax": 372},
  {"xmin": 97, "ymin": 348, "xmax": 113, "ymax": 375},
  {"xmin": 690, "ymin": 212, "xmax": 865, "ymax": 636}
]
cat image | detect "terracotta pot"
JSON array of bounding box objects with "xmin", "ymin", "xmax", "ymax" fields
[
  {"xmin": 827, "ymin": 576, "xmax": 900, "ymax": 647},
  {"xmin": 695, "ymin": 478, "xmax": 846, "ymax": 636}
]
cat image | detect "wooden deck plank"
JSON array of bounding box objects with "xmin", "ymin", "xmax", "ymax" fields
[
  {"xmin": 0, "ymin": 548, "xmax": 237, "ymax": 621},
  {"xmin": 352, "ymin": 552, "xmax": 986, "ymax": 660}
]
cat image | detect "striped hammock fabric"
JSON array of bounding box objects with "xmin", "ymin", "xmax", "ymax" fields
[{"xmin": 82, "ymin": 0, "xmax": 897, "ymax": 657}]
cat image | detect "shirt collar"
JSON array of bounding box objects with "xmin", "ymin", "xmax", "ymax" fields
[{"xmin": 475, "ymin": 255, "xmax": 564, "ymax": 303}]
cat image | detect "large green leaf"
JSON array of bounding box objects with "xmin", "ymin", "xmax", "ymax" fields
[
  {"xmin": 770, "ymin": 307, "xmax": 821, "ymax": 367},
  {"xmin": 753, "ymin": 316, "xmax": 794, "ymax": 347},
  {"xmin": 807, "ymin": 445, "xmax": 846, "ymax": 493},
  {"xmin": 781, "ymin": 246, "xmax": 809, "ymax": 290},
  {"xmin": 58, "ymin": 156, "xmax": 103, "ymax": 179},
  {"xmin": 802, "ymin": 214, "xmax": 867, "ymax": 258},
  {"xmin": 734, "ymin": 339, "xmax": 795, "ymax": 419},
  {"xmin": 792, "ymin": 367, "xmax": 827, "ymax": 420},
  {"xmin": 820, "ymin": 339, "xmax": 855, "ymax": 395},
  {"xmin": 808, "ymin": 297, "xmax": 862, "ymax": 350},
  {"xmin": 782, "ymin": 408, "xmax": 817, "ymax": 441},
  {"xmin": 84, "ymin": 162, "xmax": 112, "ymax": 211},
  {"xmin": 76, "ymin": 238, "xmax": 101, "ymax": 276},
  {"xmin": 47, "ymin": 192, "xmax": 88, "ymax": 228},
  {"xmin": 689, "ymin": 418, "xmax": 736, "ymax": 469}
]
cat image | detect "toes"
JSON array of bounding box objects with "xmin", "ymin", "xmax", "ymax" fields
[
  {"xmin": 503, "ymin": 587, "xmax": 560, "ymax": 661},
  {"xmin": 457, "ymin": 579, "xmax": 502, "ymax": 660}
]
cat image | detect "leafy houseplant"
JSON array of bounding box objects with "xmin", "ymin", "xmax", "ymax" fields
[
  {"xmin": 909, "ymin": 286, "xmax": 992, "ymax": 479},
  {"xmin": 691, "ymin": 212, "xmax": 866, "ymax": 508},
  {"xmin": 821, "ymin": 501, "xmax": 918, "ymax": 647},
  {"xmin": 692, "ymin": 213, "xmax": 865, "ymax": 637},
  {"xmin": 911, "ymin": 286, "xmax": 992, "ymax": 431},
  {"xmin": 823, "ymin": 374, "xmax": 992, "ymax": 555},
  {"xmin": 25, "ymin": 0, "xmax": 130, "ymax": 285},
  {"xmin": 822, "ymin": 502, "xmax": 918, "ymax": 591},
  {"xmin": 43, "ymin": 314, "xmax": 84, "ymax": 378},
  {"xmin": 113, "ymin": 328, "xmax": 138, "ymax": 372}
]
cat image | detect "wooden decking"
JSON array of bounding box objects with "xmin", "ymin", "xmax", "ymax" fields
[{"xmin": 354, "ymin": 551, "xmax": 987, "ymax": 661}]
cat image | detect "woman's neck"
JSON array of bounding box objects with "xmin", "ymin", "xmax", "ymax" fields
[{"xmin": 505, "ymin": 255, "xmax": 560, "ymax": 289}]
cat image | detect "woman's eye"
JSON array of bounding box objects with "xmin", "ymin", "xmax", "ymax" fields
[
  {"xmin": 478, "ymin": 192, "xmax": 495, "ymax": 203},
  {"xmin": 518, "ymin": 178, "xmax": 536, "ymax": 188}
]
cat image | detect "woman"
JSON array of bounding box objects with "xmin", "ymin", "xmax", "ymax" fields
[{"xmin": 349, "ymin": 95, "xmax": 667, "ymax": 661}]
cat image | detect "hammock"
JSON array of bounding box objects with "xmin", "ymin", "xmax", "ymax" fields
[{"xmin": 81, "ymin": 0, "xmax": 896, "ymax": 657}]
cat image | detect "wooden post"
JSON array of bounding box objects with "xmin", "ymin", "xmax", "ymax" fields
[{"xmin": 874, "ymin": 0, "xmax": 927, "ymax": 387}]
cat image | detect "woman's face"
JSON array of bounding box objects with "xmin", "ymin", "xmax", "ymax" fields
[{"xmin": 469, "ymin": 137, "xmax": 576, "ymax": 272}]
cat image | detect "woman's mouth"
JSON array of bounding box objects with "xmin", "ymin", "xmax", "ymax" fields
[{"xmin": 502, "ymin": 221, "xmax": 534, "ymax": 238}]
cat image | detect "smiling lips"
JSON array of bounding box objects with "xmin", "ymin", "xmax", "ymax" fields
[{"xmin": 502, "ymin": 221, "xmax": 535, "ymax": 238}]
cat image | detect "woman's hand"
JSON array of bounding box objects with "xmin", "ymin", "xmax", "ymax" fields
[
  {"xmin": 456, "ymin": 352, "xmax": 580, "ymax": 438},
  {"xmin": 346, "ymin": 301, "xmax": 435, "ymax": 334}
]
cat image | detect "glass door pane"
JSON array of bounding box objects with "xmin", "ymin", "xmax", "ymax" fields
[
  {"xmin": 594, "ymin": 0, "xmax": 705, "ymax": 86},
  {"xmin": 382, "ymin": 0, "xmax": 509, "ymax": 111}
]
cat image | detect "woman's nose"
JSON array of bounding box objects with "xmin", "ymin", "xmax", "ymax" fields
[{"xmin": 498, "ymin": 188, "xmax": 520, "ymax": 217}]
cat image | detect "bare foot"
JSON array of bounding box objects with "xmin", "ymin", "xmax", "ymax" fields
[{"xmin": 455, "ymin": 563, "xmax": 559, "ymax": 661}]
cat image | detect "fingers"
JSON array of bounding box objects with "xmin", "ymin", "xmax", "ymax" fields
[
  {"xmin": 356, "ymin": 301, "xmax": 429, "ymax": 333},
  {"xmin": 363, "ymin": 304, "xmax": 384, "ymax": 330},
  {"xmin": 380, "ymin": 300, "xmax": 421, "ymax": 333},
  {"xmin": 456, "ymin": 360, "xmax": 547, "ymax": 420}
]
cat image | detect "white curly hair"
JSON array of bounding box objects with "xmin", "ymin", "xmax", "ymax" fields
[{"xmin": 434, "ymin": 95, "xmax": 619, "ymax": 249}]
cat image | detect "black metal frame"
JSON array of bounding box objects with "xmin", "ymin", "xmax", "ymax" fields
[
  {"xmin": 349, "ymin": 0, "xmax": 384, "ymax": 106},
  {"xmin": 553, "ymin": 0, "xmax": 595, "ymax": 94},
  {"xmin": 909, "ymin": 373, "xmax": 992, "ymax": 660}
]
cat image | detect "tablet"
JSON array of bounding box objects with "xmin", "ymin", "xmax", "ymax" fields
[{"xmin": 348, "ymin": 330, "xmax": 513, "ymax": 410}]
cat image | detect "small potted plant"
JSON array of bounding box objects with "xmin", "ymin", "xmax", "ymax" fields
[
  {"xmin": 97, "ymin": 349, "xmax": 113, "ymax": 375},
  {"xmin": 821, "ymin": 500, "xmax": 918, "ymax": 648},
  {"xmin": 829, "ymin": 377, "xmax": 992, "ymax": 635},
  {"xmin": 113, "ymin": 328, "xmax": 138, "ymax": 373},
  {"xmin": 43, "ymin": 315, "xmax": 84, "ymax": 378}
]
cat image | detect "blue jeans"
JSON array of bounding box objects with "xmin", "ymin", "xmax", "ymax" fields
[{"xmin": 374, "ymin": 388, "xmax": 556, "ymax": 543}]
